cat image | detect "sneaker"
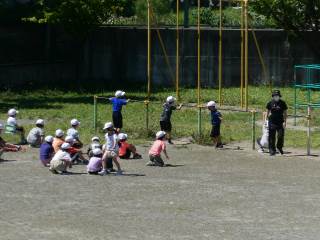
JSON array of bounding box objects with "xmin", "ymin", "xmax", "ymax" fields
[
  {"xmin": 98, "ymin": 169, "xmax": 109, "ymax": 176},
  {"xmin": 168, "ymin": 140, "xmax": 174, "ymax": 145},
  {"xmin": 132, "ymin": 154, "xmax": 142, "ymax": 159},
  {"xmin": 49, "ymin": 168, "xmax": 58, "ymax": 174},
  {"xmin": 146, "ymin": 161, "xmax": 155, "ymax": 166},
  {"xmin": 115, "ymin": 170, "xmax": 123, "ymax": 176},
  {"xmin": 277, "ymin": 148, "xmax": 284, "ymax": 155},
  {"xmin": 269, "ymin": 151, "xmax": 276, "ymax": 156},
  {"xmin": 107, "ymin": 168, "xmax": 116, "ymax": 173},
  {"xmin": 61, "ymin": 171, "xmax": 71, "ymax": 175},
  {"xmin": 215, "ymin": 143, "xmax": 223, "ymax": 149}
]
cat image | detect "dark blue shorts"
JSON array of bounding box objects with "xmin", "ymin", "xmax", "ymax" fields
[
  {"xmin": 160, "ymin": 121, "xmax": 172, "ymax": 132},
  {"xmin": 112, "ymin": 111, "xmax": 123, "ymax": 129},
  {"xmin": 210, "ymin": 125, "xmax": 221, "ymax": 137}
]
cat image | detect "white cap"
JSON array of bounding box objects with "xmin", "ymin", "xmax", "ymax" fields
[
  {"xmin": 118, "ymin": 133, "xmax": 128, "ymax": 140},
  {"xmin": 207, "ymin": 101, "xmax": 216, "ymax": 107},
  {"xmin": 61, "ymin": 142, "xmax": 71, "ymax": 150},
  {"xmin": 115, "ymin": 90, "xmax": 125, "ymax": 97},
  {"xmin": 70, "ymin": 119, "xmax": 80, "ymax": 126},
  {"xmin": 103, "ymin": 122, "xmax": 113, "ymax": 130},
  {"xmin": 55, "ymin": 129, "xmax": 64, "ymax": 137},
  {"xmin": 156, "ymin": 131, "xmax": 166, "ymax": 139},
  {"xmin": 36, "ymin": 119, "xmax": 44, "ymax": 125},
  {"xmin": 91, "ymin": 136, "xmax": 100, "ymax": 142},
  {"xmin": 166, "ymin": 96, "xmax": 176, "ymax": 103},
  {"xmin": 92, "ymin": 148, "xmax": 103, "ymax": 156},
  {"xmin": 8, "ymin": 108, "xmax": 19, "ymax": 116},
  {"xmin": 0, "ymin": 123, "xmax": 3, "ymax": 130},
  {"xmin": 65, "ymin": 136, "xmax": 74, "ymax": 143},
  {"xmin": 45, "ymin": 135, "xmax": 54, "ymax": 143}
]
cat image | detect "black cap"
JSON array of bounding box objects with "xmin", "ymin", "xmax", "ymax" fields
[{"xmin": 272, "ymin": 90, "xmax": 281, "ymax": 97}]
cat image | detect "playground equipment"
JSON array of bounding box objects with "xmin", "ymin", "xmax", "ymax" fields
[{"xmin": 293, "ymin": 64, "xmax": 320, "ymax": 125}]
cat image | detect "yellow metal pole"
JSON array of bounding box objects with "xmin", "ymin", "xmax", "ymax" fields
[
  {"xmin": 197, "ymin": 0, "xmax": 201, "ymax": 136},
  {"xmin": 146, "ymin": 0, "xmax": 151, "ymax": 130},
  {"xmin": 240, "ymin": 0, "xmax": 244, "ymax": 109},
  {"xmin": 244, "ymin": 0, "xmax": 249, "ymax": 111},
  {"xmin": 218, "ymin": 0, "xmax": 223, "ymax": 106},
  {"xmin": 176, "ymin": 0, "xmax": 180, "ymax": 100}
]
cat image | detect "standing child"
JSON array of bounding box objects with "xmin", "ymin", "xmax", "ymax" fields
[
  {"xmin": 160, "ymin": 96, "xmax": 182, "ymax": 144},
  {"xmin": 7, "ymin": 108, "xmax": 27, "ymax": 144},
  {"xmin": 52, "ymin": 129, "xmax": 65, "ymax": 153},
  {"xmin": 49, "ymin": 143, "xmax": 72, "ymax": 174},
  {"xmin": 27, "ymin": 119, "xmax": 45, "ymax": 147},
  {"xmin": 207, "ymin": 101, "xmax": 223, "ymax": 148},
  {"xmin": 98, "ymin": 122, "xmax": 123, "ymax": 176},
  {"xmin": 118, "ymin": 133, "xmax": 142, "ymax": 159},
  {"xmin": 147, "ymin": 131, "xmax": 169, "ymax": 167},
  {"xmin": 109, "ymin": 90, "xmax": 130, "ymax": 133},
  {"xmin": 39, "ymin": 135, "xmax": 54, "ymax": 167},
  {"xmin": 67, "ymin": 119, "xmax": 83, "ymax": 148},
  {"xmin": 87, "ymin": 148, "xmax": 103, "ymax": 174}
]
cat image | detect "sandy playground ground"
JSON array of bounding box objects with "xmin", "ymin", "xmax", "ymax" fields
[{"xmin": 1, "ymin": 142, "xmax": 320, "ymax": 240}]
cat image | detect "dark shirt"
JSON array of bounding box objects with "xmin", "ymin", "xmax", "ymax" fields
[
  {"xmin": 266, "ymin": 99, "xmax": 288, "ymax": 125},
  {"xmin": 160, "ymin": 103, "xmax": 177, "ymax": 122},
  {"xmin": 40, "ymin": 142, "xmax": 54, "ymax": 161},
  {"xmin": 211, "ymin": 110, "xmax": 222, "ymax": 126}
]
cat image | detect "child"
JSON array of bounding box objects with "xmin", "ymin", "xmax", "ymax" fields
[
  {"xmin": 7, "ymin": 108, "xmax": 27, "ymax": 145},
  {"xmin": 87, "ymin": 136, "xmax": 102, "ymax": 158},
  {"xmin": 64, "ymin": 136, "xmax": 88, "ymax": 164},
  {"xmin": 0, "ymin": 123, "xmax": 23, "ymax": 159},
  {"xmin": 160, "ymin": 96, "xmax": 182, "ymax": 144},
  {"xmin": 39, "ymin": 135, "xmax": 54, "ymax": 167},
  {"xmin": 207, "ymin": 101, "xmax": 223, "ymax": 148},
  {"xmin": 67, "ymin": 119, "xmax": 83, "ymax": 148},
  {"xmin": 87, "ymin": 148, "xmax": 103, "ymax": 174},
  {"xmin": 109, "ymin": 90, "xmax": 130, "ymax": 133},
  {"xmin": 98, "ymin": 122, "xmax": 123, "ymax": 176},
  {"xmin": 118, "ymin": 133, "xmax": 142, "ymax": 159},
  {"xmin": 257, "ymin": 113, "xmax": 269, "ymax": 153},
  {"xmin": 52, "ymin": 129, "xmax": 65, "ymax": 153},
  {"xmin": 27, "ymin": 119, "xmax": 45, "ymax": 147},
  {"xmin": 49, "ymin": 142, "xmax": 72, "ymax": 174},
  {"xmin": 147, "ymin": 131, "xmax": 169, "ymax": 167}
]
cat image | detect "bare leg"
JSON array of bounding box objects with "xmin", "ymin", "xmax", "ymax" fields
[{"xmin": 112, "ymin": 156, "xmax": 121, "ymax": 171}]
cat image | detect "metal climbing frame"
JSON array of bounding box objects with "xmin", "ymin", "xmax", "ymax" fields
[{"xmin": 294, "ymin": 64, "xmax": 320, "ymax": 125}]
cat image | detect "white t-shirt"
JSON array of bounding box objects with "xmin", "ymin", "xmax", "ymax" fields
[
  {"xmin": 105, "ymin": 133, "xmax": 119, "ymax": 152},
  {"xmin": 27, "ymin": 127, "xmax": 45, "ymax": 145},
  {"xmin": 7, "ymin": 117, "xmax": 17, "ymax": 126},
  {"xmin": 67, "ymin": 128, "xmax": 79, "ymax": 140},
  {"xmin": 52, "ymin": 150, "xmax": 72, "ymax": 162}
]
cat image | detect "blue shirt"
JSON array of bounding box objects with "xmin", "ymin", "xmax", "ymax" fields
[
  {"xmin": 110, "ymin": 98, "xmax": 127, "ymax": 112},
  {"xmin": 40, "ymin": 142, "xmax": 54, "ymax": 161},
  {"xmin": 210, "ymin": 110, "xmax": 222, "ymax": 126}
]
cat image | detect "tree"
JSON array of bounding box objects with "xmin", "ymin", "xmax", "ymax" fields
[
  {"xmin": 252, "ymin": 0, "xmax": 320, "ymax": 56},
  {"xmin": 23, "ymin": 0, "xmax": 130, "ymax": 37}
]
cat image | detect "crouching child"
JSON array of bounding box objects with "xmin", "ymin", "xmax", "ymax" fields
[
  {"xmin": 118, "ymin": 133, "xmax": 142, "ymax": 159},
  {"xmin": 147, "ymin": 131, "xmax": 169, "ymax": 167},
  {"xmin": 87, "ymin": 148, "xmax": 103, "ymax": 174},
  {"xmin": 0, "ymin": 124, "xmax": 23, "ymax": 159},
  {"xmin": 49, "ymin": 143, "xmax": 72, "ymax": 174},
  {"xmin": 39, "ymin": 135, "xmax": 54, "ymax": 167}
]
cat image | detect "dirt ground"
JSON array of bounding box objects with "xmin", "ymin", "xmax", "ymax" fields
[{"xmin": 1, "ymin": 143, "xmax": 320, "ymax": 240}]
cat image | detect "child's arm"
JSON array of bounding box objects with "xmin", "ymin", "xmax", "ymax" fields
[{"xmin": 163, "ymin": 149, "xmax": 169, "ymax": 160}]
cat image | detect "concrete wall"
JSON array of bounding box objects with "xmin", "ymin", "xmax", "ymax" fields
[{"xmin": 0, "ymin": 25, "xmax": 319, "ymax": 90}]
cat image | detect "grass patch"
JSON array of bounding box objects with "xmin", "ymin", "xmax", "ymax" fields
[{"xmin": 0, "ymin": 86, "xmax": 319, "ymax": 149}]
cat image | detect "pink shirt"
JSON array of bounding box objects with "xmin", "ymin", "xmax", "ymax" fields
[
  {"xmin": 149, "ymin": 140, "xmax": 166, "ymax": 156},
  {"xmin": 87, "ymin": 157, "xmax": 102, "ymax": 172}
]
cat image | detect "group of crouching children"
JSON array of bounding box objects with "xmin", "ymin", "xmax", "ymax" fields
[{"xmin": 0, "ymin": 90, "xmax": 224, "ymax": 175}]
